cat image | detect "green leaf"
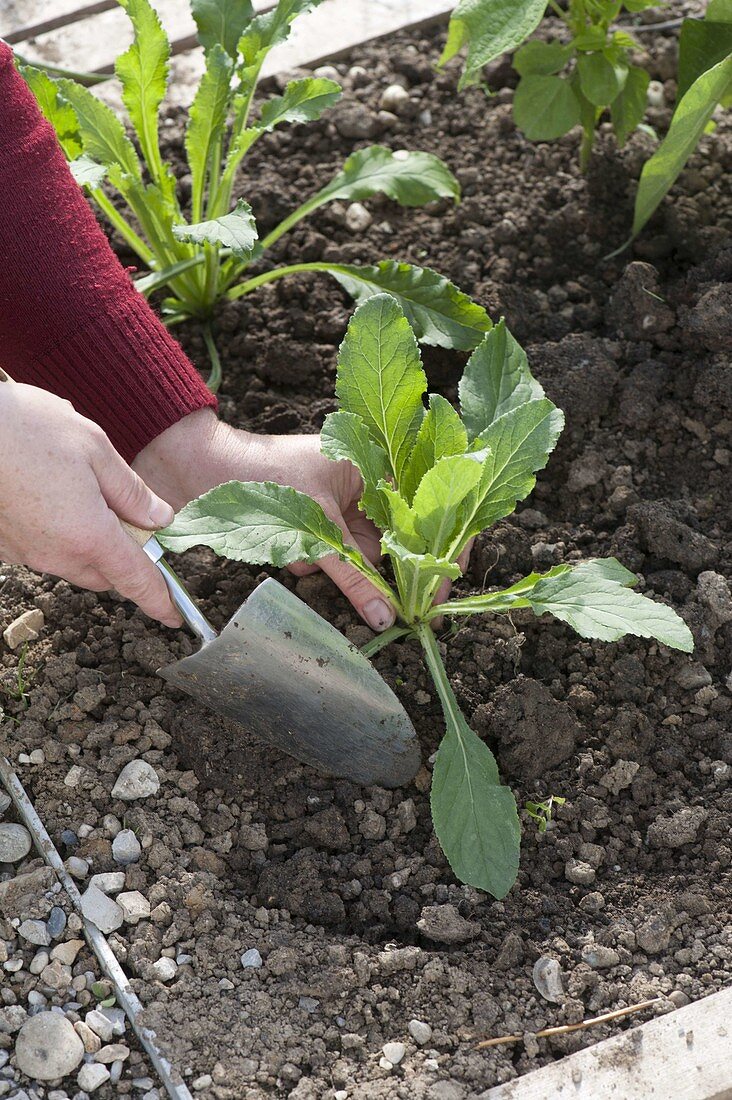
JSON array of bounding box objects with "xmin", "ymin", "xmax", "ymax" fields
[
  {"xmin": 513, "ymin": 39, "xmax": 573, "ymax": 77},
  {"xmin": 459, "ymin": 399, "xmax": 565, "ymax": 547},
  {"xmin": 610, "ymin": 64, "xmax": 649, "ymax": 146},
  {"xmin": 577, "ymin": 52, "xmax": 623, "ymax": 107},
  {"xmin": 572, "ymin": 26, "xmax": 607, "ymax": 50},
  {"xmin": 191, "ymin": 0, "xmax": 254, "ymax": 56},
  {"xmin": 325, "ymin": 260, "xmax": 491, "ymax": 351},
  {"xmin": 678, "ymin": 17, "xmax": 732, "ymax": 100},
  {"xmin": 708, "ymin": 0, "xmax": 732, "ymax": 19},
  {"xmin": 335, "ymin": 295, "xmax": 426, "ymax": 484},
  {"xmin": 158, "ymin": 480, "xmax": 363, "ymax": 569},
  {"xmin": 321, "ymin": 411, "xmax": 391, "ymax": 529},
  {"xmin": 116, "ymin": 0, "xmax": 170, "ymax": 184},
  {"xmin": 412, "ymin": 455, "xmax": 484, "ymax": 558},
  {"xmin": 69, "ymin": 154, "xmax": 107, "ymax": 189},
  {"xmin": 459, "ymin": 319, "xmax": 544, "ymax": 441},
  {"xmin": 378, "ymin": 486, "xmax": 424, "ymax": 552},
  {"xmin": 439, "ymin": 0, "xmax": 547, "ymax": 90},
  {"xmin": 238, "ymin": 0, "xmax": 324, "ymax": 62},
  {"xmin": 186, "ymin": 44, "xmax": 234, "ymax": 220},
  {"xmin": 259, "ymin": 77, "xmax": 341, "ymax": 130},
  {"xmin": 56, "ymin": 78, "xmax": 141, "ymax": 180},
  {"xmin": 434, "ymin": 558, "xmax": 639, "ymax": 618},
  {"xmin": 381, "ymin": 533, "xmax": 460, "ymax": 580},
  {"xmin": 431, "ymin": 698, "xmax": 520, "ymax": 898},
  {"xmin": 172, "ymin": 198, "xmax": 258, "ymax": 258},
  {"xmin": 528, "ymin": 569, "xmax": 694, "ymax": 651},
  {"xmin": 401, "ymin": 394, "xmax": 468, "ymax": 503},
  {"xmin": 514, "ymin": 74, "xmax": 582, "ymax": 140},
  {"xmin": 19, "ymin": 65, "xmax": 82, "ymax": 159},
  {"xmin": 316, "ymin": 146, "xmax": 460, "ymax": 208},
  {"xmin": 633, "ymin": 55, "xmax": 732, "ymax": 237}
]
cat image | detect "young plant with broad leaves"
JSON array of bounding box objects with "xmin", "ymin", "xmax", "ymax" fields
[
  {"xmin": 158, "ymin": 294, "xmax": 693, "ymax": 898},
  {"xmin": 441, "ymin": 0, "xmax": 659, "ymax": 170},
  {"xmin": 20, "ymin": 0, "xmax": 489, "ymax": 389}
]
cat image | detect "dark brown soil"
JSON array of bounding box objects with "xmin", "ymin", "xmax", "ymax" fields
[{"xmin": 2, "ymin": 12, "xmax": 731, "ymax": 1100}]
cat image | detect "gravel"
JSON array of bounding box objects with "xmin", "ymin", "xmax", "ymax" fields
[
  {"xmin": 0, "ymin": 822, "xmax": 32, "ymax": 862},
  {"xmin": 111, "ymin": 759, "xmax": 160, "ymax": 800},
  {"xmin": 14, "ymin": 1013, "xmax": 84, "ymax": 1080}
]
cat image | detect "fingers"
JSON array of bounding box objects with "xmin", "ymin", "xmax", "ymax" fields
[
  {"xmin": 318, "ymin": 551, "xmax": 396, "ymax": 632},
  {"xmin": 95, "ymin": 514, "xmax": 182, "ymax": 628},
  {"xmin": 430, "ymin": 541, "xmax": 474, "ymax": 630},
  {"xmin": 90, "ymin": 427, "xmax": 175, "ymax": 530},
  {"xmin": 287, "ymin": 561, "xmax": 320, "ymax": 577}
]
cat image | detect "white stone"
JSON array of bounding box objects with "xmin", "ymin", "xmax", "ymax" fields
[
  {"xmin": 89, "ymin": 872, "xmax": 126, "ymax": 895},
  {"xmin": 0, "ymin": 822, "xmax": 32, "ymax": 862},
  {"xmin": 14, "ymin": 1012, "xmax": 84, "ymax": 1080},
  {"xmin": 78, "ymin": 1063, "xmax": 111, "ymax": 1092},
  {"xmin": 80, "ymin": 884, "xmax": 124, "ymax": 934},
  {"xmin": 380, "ymin": 83, "xmax": 410, "ymax": 114},
  {"xmin": 18, "ymin": 919, "xmax": 51, "ymax": 947},
  {"xmin": 408, "ymin": 1019, "xmax": 432, "ymax": 1045},
  {"xmin": 75, "ymin": 1020, "xmax": 102, "ymax": 1053},
  {"xmin": 117, "ymin": 891, "xmax": 150, "ymax": 924},
  {"xmin": 345, "ymin": 202, "xmax": 373, "ymax": 233},
  {"xmin": 94, "ymin": 1043, "xmax": 130, "ymax": 1064},
  {"xmin": 50, "ymin": 939, "xmax": 84, "ymax": 966},
  {"xmin": 647, "ymin": 79, "xmax": 665, "ymax": 107},
  {"xmin": 313, "ymin": 64, "xmax": 340, "ymax": 82},
  {"xmin": 240, "ymin": 948, "xmax": 262, "ymax": 969},
  {"xmin": 3, "ymin": 609, "xmax": 44, "ymax": 650},
  {"xmin": 151, "ymin": 957, "xmax": 177, "ymax": 982},
  {"xmin": 112, "ymin": 759, "xmax": 160, "ymax": 800},
  {"xmin": 85, "ymin": 1009, "xmax": 114, "ymax": 1043},
  {"xmin": 65, "ymin": 856, "xmax": 89, "ymax": 879},
  {"xmin": 30, "ymin": 950, "xmax": 49, "ymax": 975},
  {"xmin": 382, "ymin": 1041, "xmax": 406, "ymax": 1065},
  {"xmin": 112, "ymin": 829, "xmax": 141, "ymax": 865},
  {"xmin": 64, "ymin": 765, "xmax": 83, "ymax": 787}
]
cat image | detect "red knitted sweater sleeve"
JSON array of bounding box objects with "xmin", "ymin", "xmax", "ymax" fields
[{"xmin": 0, "ymin": 44, "xmax": 217, "ymax": 463}]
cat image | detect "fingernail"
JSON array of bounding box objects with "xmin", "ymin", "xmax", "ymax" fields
[
  {"xmin": 363, "ymin": 598, "xmax": 395, "ymax": 632},
  {"xmin": 149, "ymin": 498, "xmax": 175, "ymax": 528}
]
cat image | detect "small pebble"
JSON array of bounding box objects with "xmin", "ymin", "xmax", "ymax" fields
[
  {"xmin": 65, "ymin": 856, "xmax": 89, "ymax": 879},
  {"xmin": 3, "ymin": 608, "xmax": 44, "ymax": 649},
  {"xmin": 80, "ymin": 885, "xmax": 124, "ymax": 934},
  {"xmin": 380, "ymin": 83, "xmax": 410, "ymax": 114},
  {"xmin": 78, "ymin": 1063, "xmax": 111, "ymax": 1092},
  {"xmin": 532, "ymin": 956, "xmax": 565, "ymax": 1003},
  {"xmin": 30, "ymin": 950, "xmax": 49, "ymax": 975},
  {"xmin": 85, "ymin": 1009, "xmax": 114, "ymax": 1043},
  {"xmin": 0, "ymin": 822, "xmax": 32, "ymax": 862},
  {"xmin": 95, "ymin": 1043, "xmax": 130, "ymax": 1064},
  {"xmin": 192, "ymin": 1075, "xmax": 213, "ymax": 1091},
  {"xmin": 382, "ymin": 1041, "xmax": 405, "ymax": 1065},
  {"xmin": 19, "ymin": 919, "xmax": 51, "ymax": 947},
  {"xmin": 112, "ymin": 829, "xmax": 141, "ymax": 865},
  {"xmin": 241, "ymin": 948, "xmax": 262, "ymax": 969},
  {"xmin": 46, "ymin": 906, "xmax": 67, "ymax": 939},
  {"xmin": 89, "ymin": 872, "xmax": 126, "ymax": 896},
  {"xmin": 112, "ymin": 759, "xmax": 160, "ymax": 800},
  {"xmin": 582, "ymin": 944, "xmax": 620, "ymax": 969},
  {"xmin": 344, "ymin": 202, "xmax": 373, "ymax": 233},
  {"xmin": 117, "ymin": 891, "xmax": 150, "ymax": 924},
  {"xmin": 408, "ymin": 1019, "xmax": 432, "ymax": 1045},
  {"xmin": 151, "ymin": 957, "xmax": 177, "ymax": 982}
]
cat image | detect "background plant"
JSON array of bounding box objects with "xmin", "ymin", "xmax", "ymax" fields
[
  {"xmin": 440, "ymin": 0, "xmax": 659, "ymax": 169},
  {"xmin": 158, "ymin": 294, "xmax": 692, "ymax": 899},
  {"xmin": 631, "ymin": 1, "xmax": 732, "ymax": 237},
  {"xmin": 20, "ymin": 0, "xmax": 491, "ymax": 389}
]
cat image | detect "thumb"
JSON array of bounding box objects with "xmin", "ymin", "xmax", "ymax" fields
[
  {"xmin": 91, "ymin": 433, "xmax": 175, "ymax": 530},
  {"xmin": 316, "ymin": 518, "xmax": 396, "ymax": 633}
]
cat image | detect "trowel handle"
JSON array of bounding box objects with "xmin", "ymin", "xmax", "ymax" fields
[{"xmin": 121, "ymin": 522, "xmax": 218, "ymax": 644}]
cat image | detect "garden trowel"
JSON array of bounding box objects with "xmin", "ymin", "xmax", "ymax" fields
[{"xmin": 123, "ymin": 525, "xmax": 421, "ymax": 788}]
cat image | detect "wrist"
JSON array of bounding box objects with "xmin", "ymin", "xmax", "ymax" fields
[{"xmin": 132, "ymin": 409, "xmax": 257, "ymax": 510}]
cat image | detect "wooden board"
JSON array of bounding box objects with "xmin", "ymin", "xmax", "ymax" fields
[
  {"xmin": 483, "ymin": 987, "xmax": 732, "ymax": 1100},
  {"xmin": 10, "ymin": 0, "xmax": 453, "ymax": 81}
]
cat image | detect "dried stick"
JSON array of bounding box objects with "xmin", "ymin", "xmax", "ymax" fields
[
  {"xmin": 0, "ymin": 753, "xmax": 193, "ymax": 1100},
  {"xmin": 475, "ymin": 997, "xmax": 663, "ymax": 1050}
]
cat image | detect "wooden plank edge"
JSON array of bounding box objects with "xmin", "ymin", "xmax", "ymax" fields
[
  {"xmin": 4, "ymin": 1, "xmax": 117, "ymax": 46},
  {"xmin": 482, "ymin": 986, "xmax": 732, "ymax": 1100}
]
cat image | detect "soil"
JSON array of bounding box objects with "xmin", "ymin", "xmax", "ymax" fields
[{"xmin": 2, "ymin": 10, "xmax": 732, "ymax": 1100}]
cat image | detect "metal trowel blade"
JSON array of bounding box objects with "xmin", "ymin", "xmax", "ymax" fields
[{"xmin": 159, "ymin": 578, "xmax": 420, "ymax": 788}]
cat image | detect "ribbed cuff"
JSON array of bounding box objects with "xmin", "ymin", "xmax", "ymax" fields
[{"xmin": 25, "ymin": 294, "xmax": 217, "ymax": 463}]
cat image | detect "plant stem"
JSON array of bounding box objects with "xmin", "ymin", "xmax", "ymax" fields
[
  {"xmin": 360, "ymin": 625, "xmax": 413, "ymax": 659},
  {"xmin": 202, "ymin": 322, "xmax": 222, "ymax": 393},
  {"xmin": 91, "ymin": 191, "xmax": 153, "ymax": 265},
  {"xmin": 416, "ymin": 623, "xmax": 464, "ymax": 732},
  {"xmin": 14, "ymin": 53, "xmax": 107, "ymax": 85},
  {"xmin": 227, "ymin": 261, "xmax": 336, "ymax": 302},
  {"xmin": 580, "ymin": 125, "xmax": 595, "ymax": 172}
]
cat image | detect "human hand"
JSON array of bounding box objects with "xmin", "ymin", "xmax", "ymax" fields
[
  {"xmin": 0, "ymin": 383, "xmax": 181, "ymax": 627},
  {"xmin": 133, "ymin": 410, "xmax": 395, "ymax": 632},
  {"xmin": 134, "ymin": 409, "xmax": 472, "ymax": 633}
]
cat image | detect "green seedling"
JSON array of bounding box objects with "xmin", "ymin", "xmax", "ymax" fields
[
  {"xmin": 0, "ymin": 644, "xmax": 35, "ymax": 710},
  {"xmin": 525, "ymin": 794, "xmax": 566, "ymax": 833},
  {"xmin": 441, "ymin": 0, "xmax": 660, "ymax": 170},
  {"xmin": 21, "ymin": 0, "xmax": 490, "ymax": 389},
  {"xmin": 158, "ymin": 294, "xmax": 692, "ymax": 899}
]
